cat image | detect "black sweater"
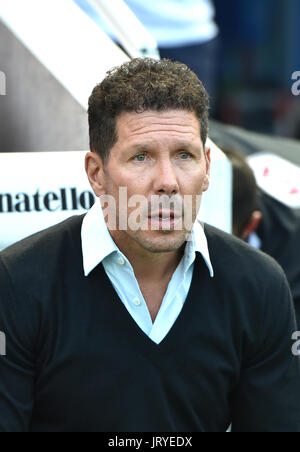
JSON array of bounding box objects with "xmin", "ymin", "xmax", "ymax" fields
[
  {"xmin": 257, "ymin": 192, "xmax": 300, "ymax": 323},
  {"xmin": 0, "ymin": 215, "xmax": 300, "ymax": 432}
]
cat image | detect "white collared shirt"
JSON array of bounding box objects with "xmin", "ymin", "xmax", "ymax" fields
[
  {"xmin": 81, "ymin": 200, "xmax": 214, "ymax": 344},
  {"xmin": 248, "ymin": 232, "xmax": 262, "ymax": 250}
]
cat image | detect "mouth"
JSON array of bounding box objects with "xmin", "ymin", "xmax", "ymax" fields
[
  {"xmin": 148, "ymin": 211, "xmax": 182, "ymax": 229},
  {"xmin": 149, "ymin": 211, "xmax": 174, "ymax": 219}
]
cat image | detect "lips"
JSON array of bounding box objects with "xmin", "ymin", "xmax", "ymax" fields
[
  {"xmin": 147, "ymin": 211, "xmax": 184, "ymax": 231},
  {"xmin": 148, "ymin": 211, "xmax": 177, "ymax": 220}
]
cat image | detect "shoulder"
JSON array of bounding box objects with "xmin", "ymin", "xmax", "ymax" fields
[
  {"xmin": 203, "ymin": 224, "xmax": 295, "ymax": 355},
  {"xmin": 1, "ymin": 214, "xmax": 84, "ymax": 262},
  {"xmin": 0, "ymin": 215, "xmax": 84, "ymax": 289},
  {"xmin": 203, "ymin": 223, "xmax": 288, "ymax": 288}
]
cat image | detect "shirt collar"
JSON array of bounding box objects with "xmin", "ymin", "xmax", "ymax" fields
[
  {"xmin": 81, "ymin": 200, "xmax": 118, "ymax": 276},
  {"xmin": 81, "ymin": 200, "xmax": 214, "ymax": 278},
  {"xmin": 247, "ymin": 232, "xmax": 262, "ymax": 250},
  {"xmin": 189, "ymin": 220, "xmax": 214, "ymax": 277}
]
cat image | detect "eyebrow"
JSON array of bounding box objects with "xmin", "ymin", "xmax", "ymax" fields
[
  {"xmin": 129, "ymin": 143, "xmax": 154, "ymax": 152},
  {"xmin": 129, "ymin": 142, "xmax": 200, "ymax": 152}
]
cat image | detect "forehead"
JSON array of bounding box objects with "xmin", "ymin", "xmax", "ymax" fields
[{"xmin": 115, "ymin": 110, "xmax": 201, "ymax": 143}]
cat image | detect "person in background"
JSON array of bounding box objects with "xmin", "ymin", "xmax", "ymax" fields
[
  {"xmin": 74, "ymin": 0, "xmax": 219, "ymax": 107},
  {"xmin": 223, "ymin": 148, "xmax": 300, "ymax": 326}
]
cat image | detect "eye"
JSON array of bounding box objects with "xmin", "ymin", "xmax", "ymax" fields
[
  {"xmin": 133, "ymin": 153, "xmax": 147, "ymax": 162},
  {"xmin": 179, "ymin": 151, "xmax": 192, "ymax": 160}
]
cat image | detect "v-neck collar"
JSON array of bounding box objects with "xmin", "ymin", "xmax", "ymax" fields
[{"xmin": 88, "ymin": 251, "xmax": 210, "ymax": 360}]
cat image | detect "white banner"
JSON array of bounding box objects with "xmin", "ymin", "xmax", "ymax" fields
[
  {"xmin": 0, "ymin": 151, "xmax": 95, "ymax": 250},
  {"xmin": 247, "ymin": 153, "xmax": 300, "ymax": 209}
]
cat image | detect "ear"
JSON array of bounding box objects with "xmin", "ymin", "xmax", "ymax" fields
[
  {"xmin": 85, "ymin": 152, "xmax": 106, "ymax": 197},
  {"xmin": 202, "ymin": 146, "xmax": 211, "ymax": 192},
  {"xmin": 241, "ymin": 210, "xmax": 263, "ymax": 240}
]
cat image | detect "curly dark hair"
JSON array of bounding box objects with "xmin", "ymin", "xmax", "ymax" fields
[{"xmin": 88, "ymin": 58, "xmax": 210, "ymax": 164}]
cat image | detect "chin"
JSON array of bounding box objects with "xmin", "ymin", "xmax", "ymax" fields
[{"xmin": 134, "ymin": 230, "xmax": 188, "ymax": 253}]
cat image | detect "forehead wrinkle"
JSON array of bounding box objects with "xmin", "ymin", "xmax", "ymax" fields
[
  {"xmin": 124, "ymin": 126, "xmax": 203, "ymax": 151},
  {"xmin": 125, "ymin": 120, "xmax": 200, "ymax": 138},
  {"xmin": 116, "ymin": 111, "xmax": 202, "ymax": 149},
  {"xmin": 123, "ymin": 111, "xmax": 194, "ymax": 123},
  {"xmin": 130, "ymin": 118, "xmax": 195, "ymax": 129},
  {"xmin": 128, "ymin": 138, "xmax": 198, "ymax": 152},
  {"xmin": 120, "ymin": 111, "xmax": 200, "ymax": 132},
  {"xmin": 128, "ymin": 127, "xmax": 198, "ymax": 137}
]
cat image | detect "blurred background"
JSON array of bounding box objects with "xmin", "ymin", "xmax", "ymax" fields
[
  {"xmin": 73, "ymin": 0, "xmax": 300, "ymax": 139},
  {"xmin": 214, "ymin": 0, "xmax": 300, "ymax": 138}
]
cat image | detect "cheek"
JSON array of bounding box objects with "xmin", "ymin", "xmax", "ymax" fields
[
  {"xmin": 118, "ymin": 172, "xmax": 150, "ymax": 198},
  {"xmin": 107, "ymin": 160, "xmax": 148, "ymax": 189},
  {"xmin": 104, "ymin": 165, "xmax": 127, "ymax": 195},
  {"xmin": 181, "ymin": 168, "xmax": 207, "ymax": 194},
  {"xmin": 201, "ymin": 173, "xmax": 209, "ymax": 192},
  {"xmin": 104, "ymin": 169, "xmax": 150, "ymax": 215},
  {"xmin": 199, "ymin": 164, "xmax": 209, "ymax": 190}
]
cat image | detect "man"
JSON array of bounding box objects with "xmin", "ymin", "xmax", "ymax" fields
[
  {"xmin": 0, "ymin": 59, "xmax": 300, "ymax": 432},
  {"xmin": 223, "ymin": 148, "xmax": 300, "ymax": 326}
]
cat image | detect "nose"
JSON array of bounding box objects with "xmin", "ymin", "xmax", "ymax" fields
[{"xmin": 152, "ymin": 158, "xmax": 179, "ymax": 196}]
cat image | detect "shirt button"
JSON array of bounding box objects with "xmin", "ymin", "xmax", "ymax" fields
[
  {"xmin": 117, "ymin": 257, "xmax": 125, "ymax": 266},
  {"xmin": 133, "ymin": 298, "xmax": 141, "ymax": 307}
]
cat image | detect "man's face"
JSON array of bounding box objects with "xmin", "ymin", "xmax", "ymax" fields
[{"xmin": 90, "ymin": 109, "xmax": 210, "ymax": 254}]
